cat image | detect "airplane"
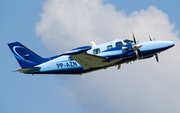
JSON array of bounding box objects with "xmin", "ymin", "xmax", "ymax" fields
[{"xmin": 8, "ymin": 34, "xmax": 175, "ymax": 75}]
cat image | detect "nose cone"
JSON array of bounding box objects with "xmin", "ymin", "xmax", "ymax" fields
[
  {"xmin": 139, "ymin": 40, "xmax": 175, "ymax": 54},
  {"xmin": 153, "ymin": 40, "xmax": 175, "ymax": 52},
  {"xmin": 164, "ymin": 41, "xmax": 175, "ymax": 48},
  {"xmin": 162, "ymin": 41, "xmax": 175, "ymax": 49}
]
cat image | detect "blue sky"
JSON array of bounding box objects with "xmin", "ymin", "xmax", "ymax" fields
[{"xmin": 1, "ymin": 0, "xmax": 180, "ymax": 113}]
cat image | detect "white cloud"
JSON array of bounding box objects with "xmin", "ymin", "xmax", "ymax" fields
[{"xmin": 36, "ymin": 0, "xmax": 180, "ymax": 112}]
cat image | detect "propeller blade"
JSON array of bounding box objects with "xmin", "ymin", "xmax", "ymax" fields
[
  {"xmin": 132, "ymin": 33, "xmax": 137, "ymax": 44},
  {"xmin": 155, "ymin": 53, "xmax": 159, "ymax": 63},
  {"xmin": 149, "ymin": 36, "xmax": 152, "ymax": 41},
  {"xmin": 135, "ymin": 49, "xmax": 143, "ymax": 60},
  {"xmin": 135, "ymin": 50, "xmax": 139, "ymax": 60},
  {"xmin": 138, "ymin": 49, "xmax": 143, "ymax": 59}
]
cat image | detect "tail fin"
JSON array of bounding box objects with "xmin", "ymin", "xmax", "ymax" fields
[{"xmin": 8, "ymin": 42, "xmax": 48, "ymax": 68}]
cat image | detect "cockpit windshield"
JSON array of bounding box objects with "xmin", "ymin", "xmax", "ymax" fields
[{"xmin": 123, "ymin": 39, "xmax": 134, "ymax": 44}]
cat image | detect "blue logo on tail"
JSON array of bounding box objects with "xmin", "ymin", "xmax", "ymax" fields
[{"xmin": 8, "ymin": 42, "xmax": 49, "ymax": 68}]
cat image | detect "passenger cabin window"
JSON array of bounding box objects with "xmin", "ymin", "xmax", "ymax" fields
[
  {"xmin": 68, "ymin": 56, "xmax": 74, "ymax": 61},
  {"xmin": 116, "ymin": 41, "xmax": 123, "ymax": 47},
  {"xmin": 107, "ymin": 45, "xmax": 113, "ymax": 49},
  {"xmin": 93, "ymin": 48, "xmax": 100, "ymax": 55},
  {"xmin": 124, "ymin": 39, "xmax": 134, "ymax": 44}
]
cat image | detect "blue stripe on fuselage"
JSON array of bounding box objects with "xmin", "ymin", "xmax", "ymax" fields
[
  {"xmin": 102, "ymin": 44, "xmax": 133, "ymax": 52},
  {"xmin": 99, "ymin": 44, "xmax": 134, "ymax": 59}
]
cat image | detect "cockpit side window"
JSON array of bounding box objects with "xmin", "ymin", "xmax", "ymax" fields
[
  {"xmin": 116, "ymin": 41, "xmax": 123, "ymax": 47},
  {"xmin": 93, "ymin": 48, "xmax": 100, "ymax": 55},
  {"xmin": 124, "ymin": 39, "xmax": 134, "ymax": 44},
  {"xmin": 107, "ymin": 45, "xmax": 113, "ymax": 49}
]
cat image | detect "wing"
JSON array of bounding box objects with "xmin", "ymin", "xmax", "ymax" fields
[{"xmin": 71, "ymin": 53, "xmax": 107, "ymax": 69}]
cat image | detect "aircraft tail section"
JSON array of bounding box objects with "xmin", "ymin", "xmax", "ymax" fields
[{"xmin": 8, "ymin": 42, "xmax": 48, "ymax": 68}]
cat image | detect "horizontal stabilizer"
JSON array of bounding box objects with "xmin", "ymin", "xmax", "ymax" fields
[{"xmin": 15, "ymin": 67, "xmax": 40, "ymax": 74}]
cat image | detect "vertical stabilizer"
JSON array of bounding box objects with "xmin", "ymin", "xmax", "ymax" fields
[{"xmin": 8, "ymin": 42, "xmax": 48, "ymax": 68}]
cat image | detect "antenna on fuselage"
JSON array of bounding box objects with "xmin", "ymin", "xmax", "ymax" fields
[{"xmin": 91, "ymin": 41, "xmax": 96, "ymax": 46}]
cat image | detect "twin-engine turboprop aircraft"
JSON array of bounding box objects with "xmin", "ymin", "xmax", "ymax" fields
[{"xmin": 8, "ymin": 34, "xmax": 175, "ymax": 75}]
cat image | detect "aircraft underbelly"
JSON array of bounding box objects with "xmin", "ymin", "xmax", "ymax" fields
[{"xmin": 37, "ymin": 58, "xmax": 122, "ymax": 74}]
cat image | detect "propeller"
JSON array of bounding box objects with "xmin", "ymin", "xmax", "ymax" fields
[
  {"xmin": 149, "ymin": 36, "xmax": 152, "ymax": 41},
  {"xmin": 155, "ymin": 54, "xmax": 159, "ymax": 63},
  {"xmin": 149, "ymin": 36, "xmax": 155, "ymax": 41},
  {"xmin": 132, "ymin": 33, "xmax": 143, "ymax": 60},
  {"xmin": 133, "ymin": 33, "xmax": 137, "ymax": 44},
  {"xmin": 149, "ymin": 35, "xmax": 159, "ymax": 63}
]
